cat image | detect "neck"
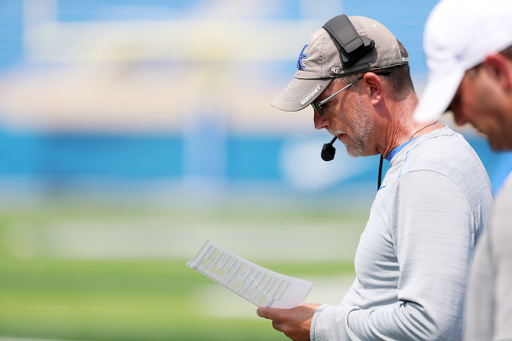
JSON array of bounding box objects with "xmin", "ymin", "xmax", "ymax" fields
[{"xmin": 380, "ymin": 95, "xmax": 441, "ymax": 158}]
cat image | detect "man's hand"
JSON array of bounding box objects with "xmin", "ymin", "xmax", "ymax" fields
[{"xmin": 256, "ymin": 303, "xmax": 321, "ymax": 341}]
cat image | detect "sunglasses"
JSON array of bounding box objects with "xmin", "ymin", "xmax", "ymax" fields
[{"xmin": 311, "ymin": 71, "xmax": 391, "ymax": 115}]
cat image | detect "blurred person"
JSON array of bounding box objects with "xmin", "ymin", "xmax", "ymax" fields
[
  {"xmin": 256, "ymin": 14, "xmax": 494, "ymax": 341},
  {"xmin": 414, "ymin": 0, "xmax": 512, "ymax": 340}
]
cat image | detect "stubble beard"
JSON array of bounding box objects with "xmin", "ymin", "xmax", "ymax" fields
[{"xmin": 334, "ymin": 97, "xmax": 375, "ymax": 158}]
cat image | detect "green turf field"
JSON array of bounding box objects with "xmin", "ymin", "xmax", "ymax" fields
[{"xmin": 0, "ymin": 199, "xmax": 367, "ymax": 341}]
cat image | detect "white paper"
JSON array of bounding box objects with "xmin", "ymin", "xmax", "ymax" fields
[{"xmin": 187, "ymin": 240, "xmax": 313, "ymax": 309}]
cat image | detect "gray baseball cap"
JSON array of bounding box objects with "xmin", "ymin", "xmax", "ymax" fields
[{"xmin": 272, "ymin": 15, "xmax": 409, "ymax": 112}]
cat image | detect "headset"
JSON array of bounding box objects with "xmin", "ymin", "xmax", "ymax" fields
[{"xmin": 323, "ymin": 14, "xmax": 375, "ymax": 67}]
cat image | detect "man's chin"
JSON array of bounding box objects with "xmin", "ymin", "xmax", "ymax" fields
[
  {"xmin": 344, "ymin": 145, "xmax": 364, "ymax": 158},
  {"xmin": 489, "ymin": 137, "xmax": 512, "ymax": 152}
]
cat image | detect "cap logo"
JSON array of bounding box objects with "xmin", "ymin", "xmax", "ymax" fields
[
  {"xmin": 297, "ymin": 44, "xmax": 309, "ymax": 71},
  {"xmin": 330, "ymin": 66, "xmax": 339, "ymax": 74},
  {"xmin": 300, "ymin": 85, "xmax": 321, "ymax": 106}
]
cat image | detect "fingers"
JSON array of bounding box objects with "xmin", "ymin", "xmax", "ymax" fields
[
  {"xmin": 257, "ymin": 307, "xmax": 284, "ymax": 320},
  {"xmin": 257, "ymin": 305, "xmax": 316, "ymax": 341},
  {"xmin": 257, "ymin": 308, "xmax": 286, "ymax": 333},
  {"xmin": 256, "ymin": 307, "xmax": 266, "ymax": 318},
  {"xmin": 272, "ymin": 319, "xmax": 282, "ymax": 332}
]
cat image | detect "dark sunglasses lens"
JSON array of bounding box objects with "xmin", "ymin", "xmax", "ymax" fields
[{"xmin": 311, "ymin": 103, "xmax": 324, "ymax": 115}]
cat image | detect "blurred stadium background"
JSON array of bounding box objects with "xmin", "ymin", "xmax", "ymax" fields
[{"xmin": 0, "ymin": 1, "xmax": 510, "ymax": 341}]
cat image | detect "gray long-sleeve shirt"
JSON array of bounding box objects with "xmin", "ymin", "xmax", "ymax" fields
[
  {"xmin": 464, "ymin": 177, "xmax": 512, "ymax": 341},
  {"xmin": 311, "ymin": 126, "xmax": 494, "ymax": 341}
]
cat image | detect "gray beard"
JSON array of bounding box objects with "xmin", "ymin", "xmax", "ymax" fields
[{"xmin": 346, "ymin": 97, "xmax": 374, "ymax": 158}]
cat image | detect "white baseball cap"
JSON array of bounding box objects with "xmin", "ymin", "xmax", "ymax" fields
[{"xmin": 414, "ymin": 0, "xmax": 512, "ymax": 122}]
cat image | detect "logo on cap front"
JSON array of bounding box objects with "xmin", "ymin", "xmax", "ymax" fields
[
  {"xmin": 300, "ymin": 85, "xmax": 322, "ymax": 106},
  {"xmin": 297, "ymin": 44, "xmax": 309, "ymax": 71}
]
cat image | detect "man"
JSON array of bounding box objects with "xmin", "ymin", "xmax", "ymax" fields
[
  {"xmin": 414, "ymin": 1, "xmax": 512, "ymax": 340},
  {"xmin": 257, "ymin": 14, "xmax": 494, "ymax": 341}
]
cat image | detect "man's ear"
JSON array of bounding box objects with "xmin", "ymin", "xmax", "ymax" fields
[
  {"xmin": 362, "ymin": 72, "xmax": 383, "ymax": 106},
  {"xmin": 483, "ymin": 53, "xmax": 512, "ymax": 94}
]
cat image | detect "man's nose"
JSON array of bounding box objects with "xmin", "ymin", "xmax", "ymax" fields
[{"xmin": 314, "ymin": 110, "xmax": 330, "ymax": 130}]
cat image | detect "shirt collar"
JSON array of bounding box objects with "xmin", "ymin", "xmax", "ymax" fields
[{"xmin": 385, "ymin": 136, "xmax": 419, "ymax": 161}]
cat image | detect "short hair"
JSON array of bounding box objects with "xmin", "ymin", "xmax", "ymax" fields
[
  {"xmin": 334, "ymin": 39, "xmax": 416, "ymax": 101},
  {"xmin": 500, "ymin": 45, "xmax": 512, "ymax": 60}
]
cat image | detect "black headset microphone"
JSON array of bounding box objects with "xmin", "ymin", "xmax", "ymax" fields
[
  {"xmin": 321, "ymin": 136, "xmax": 337, "ymax": 161},
  {"xmin": 320, "ymin": 136, "xmax": 384, "ymax": 191}
]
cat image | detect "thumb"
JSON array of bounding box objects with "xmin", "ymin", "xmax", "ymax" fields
[{"xmin": 256, "ymin": 307, "xmax": 268, "ymax": 318}]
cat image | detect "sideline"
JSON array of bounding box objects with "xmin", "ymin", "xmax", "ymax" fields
[{"xmin": 0, "ymin": 338, "xmax": 92, "ymax": 341}]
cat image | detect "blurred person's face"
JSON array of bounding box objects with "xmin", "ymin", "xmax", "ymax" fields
[
  {"xmin": 449, "ymin": 55, "xmax": 512, "ymax": 151},
  {"xmin": 313, "ymin": 79, "xmax": 376, "ymax": 157}
]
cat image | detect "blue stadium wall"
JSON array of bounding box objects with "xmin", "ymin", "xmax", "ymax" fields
[{"xmin": 0, "ymin": 0, "xmax": 510, "ymax": 195}]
